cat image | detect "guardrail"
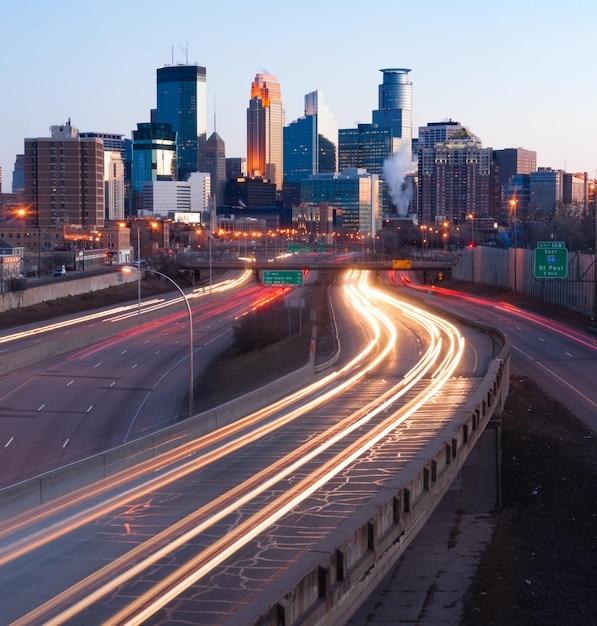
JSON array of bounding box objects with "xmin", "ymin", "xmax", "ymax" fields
[{"xmin": 242, "ymin": 324, "xmax": 509, "ymax": 625}]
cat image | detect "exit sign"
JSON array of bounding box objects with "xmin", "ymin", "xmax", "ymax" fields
[
  {"xmin": 263, "ymin": 270, "xmax": 304, "ymax": 285},
  {"xmin": 534, "ymin": 242, "xmax": 568, "ymax": 278}
]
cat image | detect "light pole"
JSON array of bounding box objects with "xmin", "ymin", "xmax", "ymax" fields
[
  {"xmin": 467, "ymin": 213, "xmax": 474, "ymax": 285},
  {"xmin": 594, "ymin": 195, "xmax": 597, "ymax": 327},
  {"xmin": 442, "ymin": 229, "xmax": 448, "ymax": 275},
  {"xmin": 208, "ymin": 231, "xmax": 213, "ymax": 293},
  {"xmin": 137, "ymin": 226, "xmax": 141, "ymax": 316},
  {"xmin": 510, "ymin": 199, "xmax": 518, "ymax": 295},
  {"xmin": 122, "ymin": 266, "xmax": 194, "ymax": 418}
]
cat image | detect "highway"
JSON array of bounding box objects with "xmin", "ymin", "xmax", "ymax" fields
[
  {"xmin": 0, "ymin": 270, "xmax": 496, "ymax": 624},
  {"xmin": 0, "ymin": 270, "xmax": 289, "ymax": 487},
  {"xmin": 389, "ymin": 272, "xmax": 597, "ymax": 432}
]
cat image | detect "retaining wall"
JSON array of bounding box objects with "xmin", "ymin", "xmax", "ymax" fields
[
  {"xmin": 454, "ymin": 246, "xmax": 596, "ymax": 317},
  {"xmin": 0, "ymin": 271, "xmax": 138, "ymax": 313},
  {"xmin": 248, "ymin": 352, "xmax": 509, "ymax": 626}
]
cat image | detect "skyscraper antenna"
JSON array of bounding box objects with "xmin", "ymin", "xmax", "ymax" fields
[{"xmin": 171, "ymin": 44, "xmax": 174, "ymax": 65}]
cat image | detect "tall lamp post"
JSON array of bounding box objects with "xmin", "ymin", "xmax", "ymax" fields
[
  {"xmin": 122, "ymin": 266, "xmax": 194, "ymax": 417},
  {"xmin": 442, "ymin": 223, "xmax": 449, "ymax": 275},
  {"xmin": 137, "ymin": 225, "xmax": 141, "ymax": 316},
  {"xmin": 467, "ymin": 213, "xmax": 474, "ymax": 285},
  {"xmin": 510, "ymin": 198, "xmax": 518, "ymax": 295}
]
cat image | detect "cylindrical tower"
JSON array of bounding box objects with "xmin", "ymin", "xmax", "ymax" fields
[{"xmin": 378, "ymin": 68, "xmax": 412, "ymax": 112}]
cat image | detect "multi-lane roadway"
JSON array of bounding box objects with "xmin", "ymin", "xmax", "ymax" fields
[
  {"xmin": 0, "ymin": 270, "xmax": 497, "ymax": 624},
  {"xmin": 0, "ymin": 270, "xmax": 285, "ymax": 487},
  {"xmin": 389, "ymin": 272, "xmax": 597, "ymax": 432}
]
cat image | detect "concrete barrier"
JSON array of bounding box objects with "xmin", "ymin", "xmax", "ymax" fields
[
  {"xmin": 244, "ymin": 355, "xmax": 509, "ymax": 626},
  {"xmin": 40, "ymin": 456, "xmax": 107, "ymax": 504},
  {"xmin": 0, "ymin": 271, "xmax": 139, "ymax": 313}
]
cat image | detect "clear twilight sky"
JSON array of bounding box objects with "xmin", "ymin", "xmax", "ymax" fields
[{"xmin": 1, "ymin": 0, "xmax": 596, "ymax": 190}]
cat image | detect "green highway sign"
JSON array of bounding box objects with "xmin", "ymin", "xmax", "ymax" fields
[
  {"xmin": 263, "ymin": 270, "xmax": 304, "ymax": 285},
  {"xmin": 534, "ymin": 241, "xmax": 568, "ymax": 278}
]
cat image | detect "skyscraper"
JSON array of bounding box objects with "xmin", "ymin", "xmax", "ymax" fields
[
  {"xmin": 301, "ymin": 168, "xmax": 380, "ymax": 235},
  {"xmin": 156, "ymin": 64, "xmax": 207, "ymax": 181},
  {"xmin": 339, "ymin": 68, "xmax": 413, "ymax": 213},
  {"xmin": 24, "ymin": 120, "xmax": 104, "ymax": 229},
  {"xmin": 530, "ymin": 167, "xmax": 564, "ymax": 218},
  {"xmin": 492, "ymin": 147, "xmax": 537, "ymax": 224},
  {"xmin": 131, "ymin": 122, "xmax": 177, "ymax": 214},
  {"xmin": 372, "ymin": 68, "xmax": 413, "ymax": 159},
  {"xmin": 418, "ymin": 120, "xmax": 464, "ymax": 150},
  {"xmin": 247, "ymin": 73, "xmax": 285, "ymax": 191},
  {"xmin": 205, "ymin": 131, "xmax": 226, "ymax": 207},
  {"xmin": 284, "ymin": 90, "xmax": 338, "ymax": 183},
  {"xmin": 418, "ymin": 127, "xmax": 492, "ymax": 224},
  {"xmin": 80, "ymin": 132, "xmax": 128, "ymax": 221}
]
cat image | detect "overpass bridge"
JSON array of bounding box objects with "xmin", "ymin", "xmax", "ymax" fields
[
  {"xmin": 181, "ymin": 258, "xmax": 454, "ymax": 285},
  {"xmin": 180, "ymin": 259, "xmax": 452, "ymax": 272}
]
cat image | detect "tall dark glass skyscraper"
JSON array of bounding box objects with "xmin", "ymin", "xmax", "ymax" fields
[
  {"xmin": 131, "ymin": 122, "xmax": 177, "ymax": 214},
  {"xmin": 156, "ymin": 64, "xmax": 207, "ymax": 181},
  {"xmin": 339, "ymin": 68, "xmax": 414, "ymax": 213},
  {"xmin": 284, "ymin": 90, "xmax": 338, "ymax": 184},
  {"xmin": 372, "ymin": 68, "xmax": 412, "ymax": 159}
]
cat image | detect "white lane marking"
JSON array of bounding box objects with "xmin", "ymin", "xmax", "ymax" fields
[{"xmin": 5, "ymin": 437, "xmax": 14, "ymax": 448}]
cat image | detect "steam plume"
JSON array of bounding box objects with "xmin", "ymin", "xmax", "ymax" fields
[{"xmin": 382, "ymin": 145, "xmax": 417, "ymax": 216}]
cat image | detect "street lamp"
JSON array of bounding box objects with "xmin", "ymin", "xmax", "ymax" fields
[
  {"xmin": 509, "ymin": 198, "xmax": 518, "ymax": 295},
  {"xmin": 594, "ymin": 191, "xmax": 597, "ymax": 328},
  {"xmin": 467, "ymin": 213, "xmax": 474, "ymax": 285},
  {"xmin": 122, "ymin": 266, "xmax": 194, "ymax": 417}
]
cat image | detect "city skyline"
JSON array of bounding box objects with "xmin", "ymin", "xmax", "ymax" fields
[{"xmin": 1, "ymin": 1, "xmax": 597, "ymax": 190}]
